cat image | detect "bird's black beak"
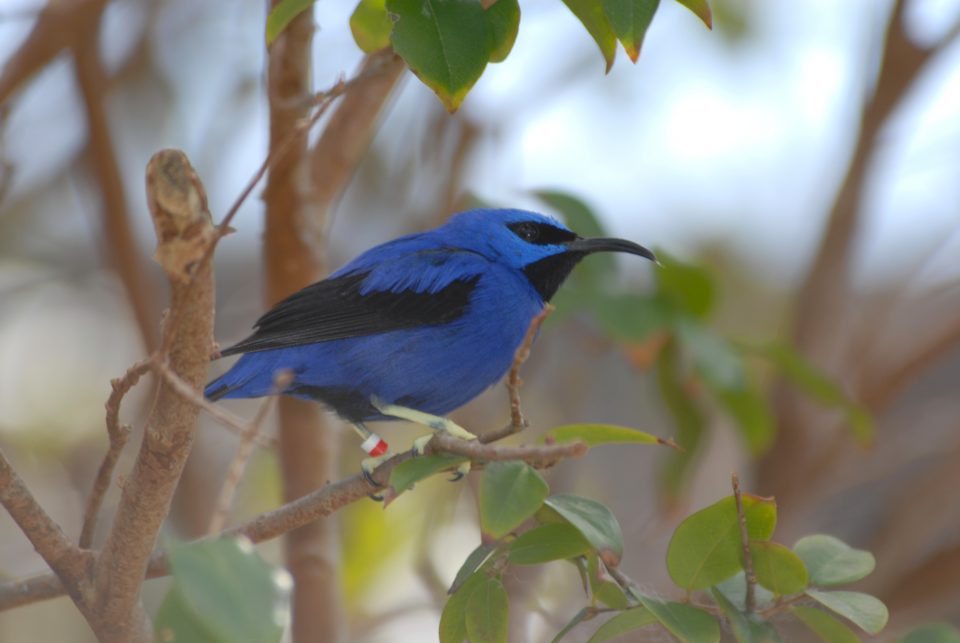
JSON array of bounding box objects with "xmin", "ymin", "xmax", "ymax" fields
[{"xmin": 565, "ymin": 237, "xmax": 657, "ymax": 263}]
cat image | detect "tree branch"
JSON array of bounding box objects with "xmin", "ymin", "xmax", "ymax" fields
[
  {"xmin": 0, "ymin": 448, "xmax": 91, "ymax": 601},
  {"xmin": 72, "ymin": 11, "xmax": 159, "ymax": 352},
  {"xmin": 90, "ymin": 150, "xmax": 216, "ymax": 642},
  {"xmin": 0, "ymin": 0, "xmax": 107, "ymax": 105},
  {"xmin": 79, "ymin": 357, "xmax": 151, "ymax": 549},
  {"xmin": 0, "ymin": 432, "xmax": 588, "ymax": 611}
]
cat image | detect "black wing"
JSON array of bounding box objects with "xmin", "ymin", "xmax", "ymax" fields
[{"xmin": 220, "ymin": 271, "xmax": 480, "ymax": 356}]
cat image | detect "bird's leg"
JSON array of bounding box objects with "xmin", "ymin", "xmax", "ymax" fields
[
  {"xmin": 370, "ymin": 398, "xmax": 476, "ymax": 480},
  {"xmin": 352, "ymin": 422, "xmax": 390, "ymax": 497}
]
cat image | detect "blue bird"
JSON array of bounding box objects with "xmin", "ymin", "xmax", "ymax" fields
[{"xmin": 205, "ymin": 208, "xmax": 655, "ymax": 474}]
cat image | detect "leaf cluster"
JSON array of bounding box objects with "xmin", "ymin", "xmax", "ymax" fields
[{"xmin": 267, "ymin": 0, "xmax": 713, "ymax": 111}]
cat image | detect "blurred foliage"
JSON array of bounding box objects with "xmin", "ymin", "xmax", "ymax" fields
[
  {"xmin": 534, "ymin": 190, "xmax": 871, "ymax": 498},
  {"xmin": 268, "ymin": 0, "xmax": 712, "ymax": 110}
]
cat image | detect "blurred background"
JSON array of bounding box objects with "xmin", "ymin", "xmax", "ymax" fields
[{"xmin": 1, "ymin": 0, "xmax": 959, "ymax": 640}]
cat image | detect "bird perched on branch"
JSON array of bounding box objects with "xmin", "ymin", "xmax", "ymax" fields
[{"xmin": 205, "ymin": 208, "xmax": 656, "ymax": 475}]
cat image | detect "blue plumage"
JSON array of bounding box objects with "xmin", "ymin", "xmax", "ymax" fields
[{"xmin": 205, "ymin": 208, "xmax": 654, "ymax": 425}]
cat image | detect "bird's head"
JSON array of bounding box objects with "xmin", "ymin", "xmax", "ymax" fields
[{"xmin": 438, "ymin": 208, "xmax": 656, "ymax": 301}]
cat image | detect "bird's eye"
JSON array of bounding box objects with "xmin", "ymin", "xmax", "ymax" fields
[{"xmin": 512, "ymin": 222, "xmax": 539, "ymax": 243}]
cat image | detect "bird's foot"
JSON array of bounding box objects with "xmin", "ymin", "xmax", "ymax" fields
[{"xmin": 361, "ymin": 453, "xmax": 391, "ymax": 500}]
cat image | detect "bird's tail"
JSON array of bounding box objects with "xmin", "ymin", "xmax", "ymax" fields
[{"xmin": 204, "ymin": 352, "xmax": 288, "ymax": 401}]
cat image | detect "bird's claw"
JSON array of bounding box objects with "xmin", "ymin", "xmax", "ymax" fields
[{"xmin": 448, "ymin": 460, "xmax": 471, "ymax": 481}]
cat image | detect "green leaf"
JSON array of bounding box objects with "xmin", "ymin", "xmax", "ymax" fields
[
  {"xmin": 388, "ymin": 0, "xmax": 491, "ymax": 112},
  {"xmin": 592, "ymin": 579, "xmax": 629, "ymax": 609},
  {"xmin": 465, "ymin": 576, "xmax": 509, "ymax": 643},
  {"xmin": 714, "ymin": 571, "xmax": 775, "ymax": 612},
  {"xmin": 674, "ymin": 0, "xmax": 713, "ymax": 29},
  {"xmin": 711, "ymin": 588, "xmax": 781, "ymax": 643},
  {"xmin": 508, "ymin": 523, "xmax": 590, "ymax": 565},
  {"xmin": 749, "ymin": 541, "xmax": 808, "ymax": 596},
  {"xmin": 595, "ymin": 294, "xmax": 674, "ymax": 343},
  {"xmin": 156, "ymin": 538, "xmax": 289, "ymax": 643},
  {"xmin": 389, "ymin": 453, "xmax": 468, "ymax": 493},
  {"xmin": 714, "ymin": 386, "xmax": 775, "ymax": 455},
  {"xmin": 587, "ymin": 607, "xmax": 657, "ymax": 642},
  {"xmin": 752, "ymin": 341, "xmax": 873, "ymax": 444},
  {"xmin": 350, "ymin": 0, "xmax": 393, "ymax": 53},
  {"xmin": 901, "ymin": 623, "xmax": 960, "ymax": 643},
  {"xmin": 562, "ymin": 0, "xmax": 618, "ymax": 72},
  {"xmin": 655, "ymin": 250, "xmax": 716, "ymax": 318},
  {"xmin": 449, "ymin": 541, "xmax": 500, "ymax": 594},
  {"xmin": 666, "ymin": 494, "xmax": 777, "ymax": 590},
  {"xmin": 155, "ymin": 588, "xmax": 223, "ymax": 643},
  {"xmin": 806, "ymin": 590, "xmax": 889, "ymax": 635},
  {"xmin": 602, "ymin": 0, "xmax": 660, "ymax": 62},
  {"xmin": 793, "ymin": 534, "xmax": 876, "ymax": 587},
  {"xmin": 544, "ymin": 494, "xmax": 624, "ymax": 567},
  {"xmin": 676, "ymin": 319, "xmax": 746, "ymax": 390},
  {"xmin": 266, "ymin": 0, "xmax": 314, "ymax": 45},
  {"xmin": 440, "ymin": 572, "xmax": 485, "ymax": 643},
  {"xmin": 639, "ymin": 596, "xmax": 721, "ymax": 643},
  {"xmin": 551, "ymin": 607, "xmax": 594, "ymax": 643},
  {"xmin": 656, "ymin": 340, "xmax": 705, "ymax": 497},
  {"xmin": 792, "ymin": 606, "xmax": 860, "ymax": 643},
  {"xmin": 486, "ymin": 0, "xmax": 520, "ymax": 62},
  {"xmin": 540, "ymin": 423, "xmax": 665, "ymax": 448},
  {"xmin": 480, "ymin": 461, "xmax": 549, "ymax": 538}
]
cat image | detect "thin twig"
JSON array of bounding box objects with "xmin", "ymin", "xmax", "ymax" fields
[
  {"xmin": 732, "ymin": 473, "xmax": 756, "ymax": 614},
  {"xmin": 152, "ymin": 359, "xmax": 275, "ymax": 449},
  {"xmin": 481, "ymin": 304, "xmax": 555, "ymax": 445},
  {"xmin": 207, "ymin": 372, "xmax": 290, "ymax": 534},
  {"xmin": 79, "ymin": 357, "xmax": 152, "ymax": 548}
]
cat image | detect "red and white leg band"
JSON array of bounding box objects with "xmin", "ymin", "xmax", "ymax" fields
[{"xmin": 361, "ymin": 433, "xmax": 388, "ymax": 457}]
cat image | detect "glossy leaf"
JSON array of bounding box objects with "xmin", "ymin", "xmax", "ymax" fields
[
  {"xmin": 639, "ymin": 596, "xmax": 720, "ymax": 643},
  {"xmin": 711, "ymin": 588, "xmax": 781, "ymax": 643},
  {"xmin": 715, "ymin": 385, "xmax": 775, "ymax": 455},
  {"xmin": 350, "ymin": 0, "xmax": 393, "ymax": 53},
  {"xmin": 674, "ymin": 0, "xmax": 713, "ymax": 28},
  {"xmin": 266, "ymin": 0, "xmax": 314, "ymax": 45},
  {"xmin": 562, "ymin": 0, "xmax": 618, "ymax": 72},
  {"xmin": 486, "ymin": 0, "xmax": 520, "ymax": 62},
  {"xmin": 465, "ymin": 576, "xmax": 509, "ymax": 643},
  {"xmin": 540, "ymin": 423, "xmax": 664, "ymax": 448},
  {"xmin": 793, "ymin": 534, "xmax": 875, "ymax": 587},
  {"xmin": 508, "ymin": 523, "xmax": 590, "ymax": 565},
  {"xmin": 156, "ymin": 538, "xmax": 290, "ymax": 643},
  {"xmin": 901, "ymin": 623, "xmax": 960, "ymax": 643},
  {"xmin": 587, "ymin": 607, "xmax": 657, "ymax": 642},
  {"xmin": 389, "ymin": 453, "xmax": 468, "ymax": 493},
  {"xmin": 449, "ymin": 541, "xmax": 500, "ymax": 594},
  {"xmin": 602, "ymin": 0, "xmax": 660, "ymax": 62},
  {"xmin": 667, "ymin": 494, "xmax": 776, "ymax": 589},
  {"xmin": 792, "ymin": 606, "xmax": 860, "ymax": 643},
  {"xmin": 592, "ymin": 579, "xmax": 629, "ymax": 609},
  {"xmin": 656, "ymin": 340, "xmax": 705, "ymax": 497},
  {"xmin": 480, "ymin": 461, "xmax": 548, "ymax": 538},
  {"xmin": 544, "ymin": 494, "xmax": 624, "ymax": 567},
  {"xmin": 749, "ymin": 541, "xmax": 808, "ymax": 596},
  {"xmin": 806, "ymin": 590, "xmax": 889, "ymax": 635},
  {"xmin": 388, "ymin": 0, "xmax": 491, "ymax": 111},
  {"xmin": 655, "ymin": 251, "xmax": 716, "ymax": 318},
  {"xmin": 440, "ymin": 572, "xmax": 485, "ymax": 643},
  {"xmin": 155, "ymin": 587, "xmax": 223, "ymax": 643}
]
